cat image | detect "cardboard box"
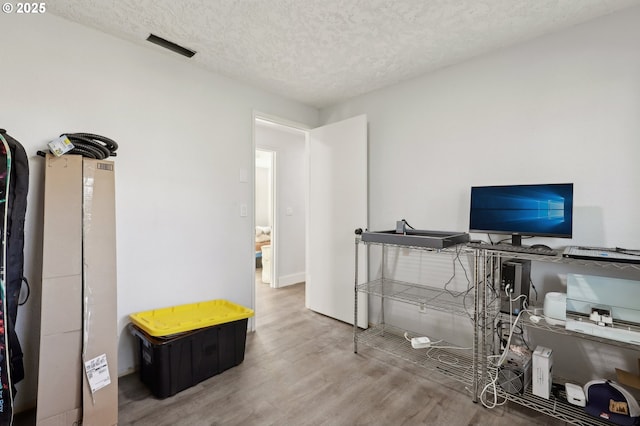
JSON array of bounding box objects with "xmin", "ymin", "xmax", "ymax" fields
[
  {"xmin": 82, "ymin": 158, "xmax": 118, "ymax": 425},
  {"xmin": 37, "ymin": 155, "xmax": 118, "ymax": 425},
  {"xmin": 37, "ymin": 155, "xmax": 83, "ymax": 425},
  {"xmin": 616, "ymin": 359, "xmax": 640, "ymax": 390},
  {"xmin": 532, "ymin": 345, "xmax": 553, "ymax": 399}
]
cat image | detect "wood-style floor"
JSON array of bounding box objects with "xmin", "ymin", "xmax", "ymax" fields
[
  {"xmin": 116, "ymin": 273, "xmax": 561, "ymax": 426},
  {"xmin": 17, "ymin": 273, "xmax": 563, "ymax": 425}
]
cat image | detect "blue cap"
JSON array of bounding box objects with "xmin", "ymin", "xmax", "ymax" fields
[{"xmin": 584, "ymin": 380, "xmax": 640, "ymax": 426}]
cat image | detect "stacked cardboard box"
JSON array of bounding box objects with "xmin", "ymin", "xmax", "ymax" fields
[{"xmin": 37, "ymin": 154, "xmax": 117, "ymax": 426}]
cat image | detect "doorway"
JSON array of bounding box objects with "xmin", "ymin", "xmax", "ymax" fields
[
  {"xmin": 253, "ymin": 115, "xmax": 307, "ymax": 327},
  {"xmin": 255, "ymin": 149, "xmax": 274, "ymax": 287},
  {"xmin": 252, "ymin": 113, "xmax": 368, "ymax": 331}
]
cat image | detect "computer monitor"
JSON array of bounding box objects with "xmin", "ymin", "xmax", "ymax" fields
[{"xmin": 469, "ymin": 183, "xmax": 573, "ymax": 246}]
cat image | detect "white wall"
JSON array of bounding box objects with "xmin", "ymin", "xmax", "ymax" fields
[
  {"xmin": 1, "ymin": 13, "xmax": 318, "ymax": 411},
  {"xmin": 256, "ymin": 124, "xmax": 306, "ymax": 286},
  {"xmin": 321, "ymin": 7, "xmax": 640, "ymax": 384},
  {"xmin": 255, "ymin": 153, "xmax": 272, "ymax": 227},
  {"xmin": 322, "ymin": 7, "xmax": 640, "ymax": 250}
]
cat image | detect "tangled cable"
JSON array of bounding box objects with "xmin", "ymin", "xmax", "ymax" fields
[
  {"xmin": 38, "ymin": 132, "xmax": 118, "ymax": 159},
  {"xmin": 65, "ymin": 132, "xmax": 118, "ymax": 158}
]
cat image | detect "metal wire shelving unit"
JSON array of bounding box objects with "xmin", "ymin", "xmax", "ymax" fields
[
  {"xmin": 357, "ymin": 324, "xmax": 475, "ymax": 387},
  {"xmin": 353, "ymin": 237, "xmax": 640, "ymax": 424},
  {"xmin": 353, "ymin": 236, "xmax": 481, "ymax": 400},
  {"xmin": 495, "ymin": 384, "xmax": 613, "ymax": 426},
  {"xmin": 356, "ymin": 278, "xmax": 474, "ymax": 317},
  {"xmin": 476, "ymin": 246, "xmax": 640, "ymax": 426}
]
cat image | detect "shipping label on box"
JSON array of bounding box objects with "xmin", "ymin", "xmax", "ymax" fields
[
  {"xmin": 84, "ymin": 353, "xmax": 112, "ymax": 393},
  {"xmin": 47, "ymin": 135, "xmax": 74, "ymax": 157}
]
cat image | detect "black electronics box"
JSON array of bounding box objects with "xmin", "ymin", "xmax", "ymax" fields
[
  {"xmin": 129, "ymin": 320, "xmax": 248, "ymax": 399},
  {"xmin": 500, "ymin": 259, "xmax": 531, "ymax": 314}
]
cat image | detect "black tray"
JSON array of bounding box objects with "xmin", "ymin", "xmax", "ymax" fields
[{"xmin": 360, "ymin": 229, "xmax": 469, "ymax": 249}]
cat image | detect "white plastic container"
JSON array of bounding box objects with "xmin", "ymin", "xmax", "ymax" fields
[
  {"xmin": 565, "ymin": 383, "xmax": 586, "ymax": 407},
  {"xmin": 261, "ymin": 244, "xmax": 272, "ymax": 283},
  {"xmin": 543, "ymin": 292, "xmax": 566, "ymax": 325}
]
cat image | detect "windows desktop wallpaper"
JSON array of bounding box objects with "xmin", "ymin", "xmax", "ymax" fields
[{"xmin": 470, "ymin": 184, "xmax": 573, "ymax": 237}]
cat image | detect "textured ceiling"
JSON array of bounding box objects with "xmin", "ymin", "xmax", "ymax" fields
[{"xmin": 47, "ymin": 0, "xmax": 640, "ymax": 108}]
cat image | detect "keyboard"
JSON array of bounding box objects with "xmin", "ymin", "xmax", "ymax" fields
[
  {"xmin": 466, "ymin": 242, "xmax": 559, "ymax": 256},
  {"xmin": 563, "ymin": 246, "xmax": 640, "ymax": 264}
]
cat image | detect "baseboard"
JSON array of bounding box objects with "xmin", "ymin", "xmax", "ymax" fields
[{"xmin": 278, "ymin": 272, "xmax": 305, "ymax": 287}]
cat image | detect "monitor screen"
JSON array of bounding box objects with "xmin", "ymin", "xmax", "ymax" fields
[{"xmin": 469, "ymin": 183, "xmax": 573, "ymax": 244}]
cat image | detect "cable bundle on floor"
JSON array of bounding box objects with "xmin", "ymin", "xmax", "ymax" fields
[{"xmin": 38, "ymin": 132, "xmax": 118, "ymax": 159}]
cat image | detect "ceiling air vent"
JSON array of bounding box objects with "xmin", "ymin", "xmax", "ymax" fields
[{"xmin": 146, "ymin": 34, "xmax": 196, "ymax": 58}]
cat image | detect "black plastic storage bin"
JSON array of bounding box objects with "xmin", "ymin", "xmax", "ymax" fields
[{"xmin": 129, "ymin": 319, "xmax": 248, "ymax": 399}]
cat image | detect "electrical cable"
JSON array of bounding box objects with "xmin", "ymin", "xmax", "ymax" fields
[
  {"xmin": 37, "ymin": 132, "xmax": 118, "ymax": 159},
  {"xmin": 443, "ymin": 244, "xmax": 472, "ymax": 297},
  {"xmin": 440, "ymin": 244, "xmax": 476, "ymax": 323},
  {"xmin": 481, "ymin": 289, "xmax": 532, "ymax": 408},
  {"xmin": 400, "ymin": 219, "xmax": 415, "ymax": 230},
  {"xmin": 529, "ymin": 279, "xmax": 538, "ymax": 305},
  {"xmin": 480, "ymin": 367, "xmax": 509, "ymax": 409},
  {"xmin": 484, "ymin": 331, "xmax": 517, "ymax": 406},
  {"xmin": 615, "ymin": 247, "xmax": 640, "ymax": 256},
  {"xmin": 486, "ymin": 302, "xmax": 521, "ymax": 362},
  {"xmin": 426, "ymin": 344, "xmax": 472, "ymax": 350}
]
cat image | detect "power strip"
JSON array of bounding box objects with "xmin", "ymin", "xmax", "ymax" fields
[{"xmin": 411, "ymin": 336, "xmax": 431, "ymax": 349}]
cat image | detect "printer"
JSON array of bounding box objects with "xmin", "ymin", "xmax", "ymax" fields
[{"xmin": 565, "ymin": 274, "xmax": 640, "ymax": 346}]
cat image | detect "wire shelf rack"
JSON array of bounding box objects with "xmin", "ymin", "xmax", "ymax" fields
[
  {"xmin": 473, "ymin": 246, "xmax": 640, "ymax": 272},
  {"xmin": 356, "ymin": 324, "xmax": 474, "ymax": 387},
  {"xmin": 516, "ymin": 312, "xmax": 640, "ymax": 351},
  {"xmin": 495, "ymin": 384, "xmax": 612, "ymax": 426},
  {"xmin": 357, "ymin": 278, "xmax": 474, "ymax": 317}
]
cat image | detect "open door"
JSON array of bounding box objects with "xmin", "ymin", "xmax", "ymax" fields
[{"xmin": 306, "ymin": 114, "xmax": 367, "ymax": 328}]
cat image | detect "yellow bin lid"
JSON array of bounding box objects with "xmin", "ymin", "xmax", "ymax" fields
[{"xmin": 129, "ymin": 299, "xmax": 254, "ymax": 337}]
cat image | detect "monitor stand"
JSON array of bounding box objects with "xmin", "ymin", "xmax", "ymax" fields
[{"xmin": 511, "ymin": 234, "xmax": 522, "ymax": 246}]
